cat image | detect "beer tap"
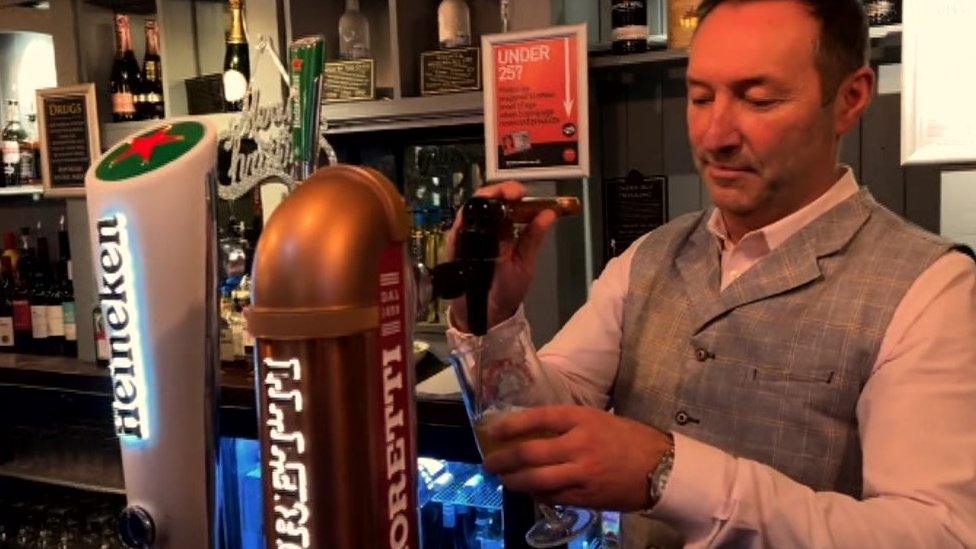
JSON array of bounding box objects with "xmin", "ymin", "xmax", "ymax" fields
[{"xmin": 419, "ymin": 196, "xmax": 580, "ymax": 336}]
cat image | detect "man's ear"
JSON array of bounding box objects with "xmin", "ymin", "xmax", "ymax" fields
[{"xmin": 833, "ymin": 66, "xmax": 875, "ymax": 135}]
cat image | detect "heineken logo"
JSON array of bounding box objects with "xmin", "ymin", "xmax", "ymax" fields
[
  {"xmin": 96, "ymin": 122, "xmax": 204, "ymax": 182},
  {"xmin": 96, "ymin": 213, "xmax": 150, "ymax": 441}
]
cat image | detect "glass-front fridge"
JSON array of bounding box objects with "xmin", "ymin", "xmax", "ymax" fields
[{"xmin": 215, "ymin": 436, "xmax": 615, "ymax": 548}]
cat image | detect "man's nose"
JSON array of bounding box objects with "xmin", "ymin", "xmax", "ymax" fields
[{"xmin": 701, "ymin": 100, "xmax": 742, "ymax": 153}]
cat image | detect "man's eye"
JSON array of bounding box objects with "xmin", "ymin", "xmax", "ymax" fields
[
  {"xmin": 746, "ymin": 98, "xmax": 779, "ymax": 108},
  {"xmin": 690, "ymin": 96, "xmax": 713, "ymax": 106}
]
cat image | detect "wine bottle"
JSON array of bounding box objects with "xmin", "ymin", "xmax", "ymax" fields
[
  {"xmin": 58, "ymin": 218, "xmax": 77, "ymax": 357},
  {"xmin": 611, "ymin": 0, "xmax": 649, "ymax": 54},
  {"xmin": 2, "ymin": 232, "xmax": 18, "ymax": 272},
  {"xmin": 338, "ymin": 0, "xmax": 371, "ymax": 60},
  {"xmin": 13, "ymin": 228, "xmax": 35, "ymax": 354},
  {"xmin": 223, "ymin": 0, "xmax": 251, "ymax": 111},
  {"xmin": 30, "ymin": 237, "xmax": 55, "ymax": 355},
  {"xmin": 93, "ymin": 306, "xmax": 110, "ymax": 367},
  {"xmin": 2, "ymin": 100, "xmax": 27, "ymax": 187},
  {"xmin": 437, "ymin": 0, "xmax": 472, "ymax": 49},
  {"xmin": 111, "ymin": 14, "xmax": 143, "ymax": 122},
  {"xmin": 0, "ymin": 257, "xmax": 15, "ymax": 352},
  {"xmin": 141, "ymin": 20, "xmax": 165, "ymax": 119}
]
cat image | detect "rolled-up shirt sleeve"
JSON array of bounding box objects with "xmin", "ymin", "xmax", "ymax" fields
[
  {"xmin": 647, "ymin": 252, "xmax": 976, "ymax": 547},
  {"xmin": 446, "ymin": 234, "xmax": 647, "ymax": 408}
]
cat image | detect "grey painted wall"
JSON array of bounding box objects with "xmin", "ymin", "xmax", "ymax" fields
[{"xmin": 587, "ymin": 60, "xmax": 952, "ymax": 274}]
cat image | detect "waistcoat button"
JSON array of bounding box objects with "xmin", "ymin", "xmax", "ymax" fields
[
  {"xmin": 695, "ymin": 348, "xmax": 710, "ymax": 361},
  {"xmin": 675, "ymin": 410, "xmax": 690, "ymax": 425}
]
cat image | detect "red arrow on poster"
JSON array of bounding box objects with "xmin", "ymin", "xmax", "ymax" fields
[{"xmin": 483, "ymin": 24, "xmax": 589, "ymax": 181}]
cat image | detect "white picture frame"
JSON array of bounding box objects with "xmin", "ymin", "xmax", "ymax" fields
[
  {"xmin": 483, "ymin": 24, "xmax": 590, "ymax": 181},
  {"xmin": 901, "ymin": 2, "xmax": 976, "ymax": 165},
  {"xmin": 36, "ymin": 83, "xmax": 101, "ymax": 198}
]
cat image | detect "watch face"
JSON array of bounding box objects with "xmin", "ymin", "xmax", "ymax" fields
[{"xmin": 646, "ymin": 446, "xmax": 673, "ymax": 506}]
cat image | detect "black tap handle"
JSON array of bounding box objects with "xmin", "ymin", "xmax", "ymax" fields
[{"xmin": 456, "ymin": 197, "xmax": 507, "ymax": 336}]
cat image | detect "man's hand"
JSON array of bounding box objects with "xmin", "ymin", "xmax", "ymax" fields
[
  {"xmin": 482, "ymin": 405, "xmax": 672, "ymax": 511},
  {"xmin": 446, "ymin": 181, "xmax": 558, "ymax": 332}
]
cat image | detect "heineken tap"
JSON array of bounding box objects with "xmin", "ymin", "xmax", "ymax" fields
[{"xmin": 288, "ymin": 35, "xmax": 326, "ymax": 181}]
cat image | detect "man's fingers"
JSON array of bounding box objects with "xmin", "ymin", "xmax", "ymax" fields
[
  {"xmin": 514, "ymin": 209, "xmax": 557, "ymax": 265},
  {"xmin": 498, "ymin": 462, "xmax": 586, "ymax": 495},
  {"xmin": 490, "ymin": 405, "xmax": 581, "ymax": 441},
  {"xmin": 474, "ymin": 180, "xmax": 527, "ymax": 201},
  {"xmin": 483, "ymin": 431, "xmax": 575, "ymax": 474}
]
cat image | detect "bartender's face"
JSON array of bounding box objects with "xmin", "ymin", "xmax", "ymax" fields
[{"xmin": 687, "ymin": 0, "xmax": 841, "ymax": 226}]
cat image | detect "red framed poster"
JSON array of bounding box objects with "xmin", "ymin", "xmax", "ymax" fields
[{"xmin": 482, "ymin": 24, "xmax": 589, "ymax": 181}]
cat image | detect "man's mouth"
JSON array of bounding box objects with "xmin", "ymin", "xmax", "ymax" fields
[{"xmin": 707, "ymin": 163, "xmax": 754, "ymax": 179}]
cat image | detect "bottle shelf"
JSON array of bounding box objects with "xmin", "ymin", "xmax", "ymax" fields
[
  {"xmin": 0, "ymin": 185, "xmax": 44, "ymax": 197},
  {"xmin": 322, "ymin": 91, "xmax": 484, "ymax": 134},
  {"xmin": 0, "ymin": 353, "xmax": 109, "ymax": 395},
  {"xmin": 0, "ymin": 459, "xmax": 125, "ymax": 495},
  {"xmin": 588, "ymin": 48, "xmax": 690, "ymax": 70}
]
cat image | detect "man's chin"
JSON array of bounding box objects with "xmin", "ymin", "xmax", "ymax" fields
[{"xmin": 705, "ymin": 185, "xmax": 756, "ymax": 215}]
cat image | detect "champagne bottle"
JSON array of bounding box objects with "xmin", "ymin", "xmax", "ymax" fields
[
  {"xmin": 223, "ymin": 0, "xmax": 251, "ymax": 111},
  {"xmin": 141, "ymin": 20, "xmax": 165, "ymax": 119},
  {"xmin": 111, "ymin": 14, "xmax": 143, "ymax": 122},
  {"xmin": 2, "ymin": 100, "xmax": 27, "ymax": 187}
]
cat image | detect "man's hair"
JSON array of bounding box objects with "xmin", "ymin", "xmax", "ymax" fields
[{"xmin": 695, "ymin": 0, "xmax": 869, "ymax": 104}]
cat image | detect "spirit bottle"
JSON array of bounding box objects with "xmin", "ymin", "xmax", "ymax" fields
[
  {"xmin": 611, "ymin": 0, "xmax": 649, "ymax": 54},
  {"xmin": 2, "ymin": 100, "xmax": 27, "ymax": 187},
  {"xmin": 438, "ymin": 0, "xmax": 472, "ymax": 49},
  {"xmin": 338, "ymin": 0, "xmax": 371, "ymax": 60},
  {"xmin": 20, "ymin": 110, "xmax": 38, "ymax": 184}
]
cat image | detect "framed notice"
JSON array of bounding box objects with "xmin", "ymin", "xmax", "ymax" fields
[
  {"xmin": 483, "ymin": 24, "xmax": 589, "ymax": 181},
  {"xmin": 36, "ymin": 84, "xmax": 101, "ymax": 197},
  {"xmin": 603, "ymin": 170, "xmax": 667, "ymax": 265},
  {"xmin": 324, "ymin": 59, "xmax": 376, "ymax": 103},
  {"xmin": 902, "ymin": 1, "xmax": 976, "ymax": 165}
]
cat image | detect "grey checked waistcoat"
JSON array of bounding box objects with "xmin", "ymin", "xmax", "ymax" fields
[{"xmin": 615, "ymin": 189, "xmax": 958, "ymax": 548}]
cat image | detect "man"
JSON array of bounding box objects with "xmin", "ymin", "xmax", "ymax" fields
[{"xmin": 447, "ymin": 0, "xmax": 976, "ymax": 547}]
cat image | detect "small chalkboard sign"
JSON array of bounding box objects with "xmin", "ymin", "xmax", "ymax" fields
[
  {"xmin": 324, "ymin": 59, "xmax": 376, "ymax": 103},
  {"xmin": 36, "ymin": 84, "xmax": 100, "ymax": 198},
  {"xmin": 421, "ymin": 47, "xmax": 481, "ymax": 96},
  {"xmin": 603, "ymin": 170, "xmax": 668, "ymax": 264}
]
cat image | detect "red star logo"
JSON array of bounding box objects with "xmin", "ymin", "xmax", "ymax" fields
[{"xmin": 111, "ymin": 125, "xmax": 185, "ymax": 166}]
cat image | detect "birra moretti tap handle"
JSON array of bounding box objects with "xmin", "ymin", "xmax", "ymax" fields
[{"xmin": 246, "ymin": 165, "xmax": 418, "ymax": 549}]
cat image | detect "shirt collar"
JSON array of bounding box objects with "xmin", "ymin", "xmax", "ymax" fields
[{"xmin": 706, "ymin": 166, "xmax": 860, "ymax": 252}]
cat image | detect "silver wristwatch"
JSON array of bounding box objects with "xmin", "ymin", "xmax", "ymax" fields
[{"xmin": 647, "ymin": 435, "xmax": 676, "ymax": 508}]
